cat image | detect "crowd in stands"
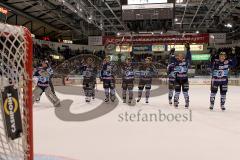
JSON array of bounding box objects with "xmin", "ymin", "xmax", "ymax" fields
[
  {"xmin": 57, "ymin": 47, "xmax": 106, "ymax": 60},
  {"xmin": 33, "ymin": 43, "xmax": 105, "ymax": 68},
  {"xmin": 54, "ymin": 55, "xmax": 102, "ymax": 75},
  {"xmin": 33, "ymin": 43, "xmax": 240, "ymax": 77}
]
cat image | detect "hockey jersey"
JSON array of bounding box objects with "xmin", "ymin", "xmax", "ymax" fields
[
  {"xmin": 211, "ymin": 58, "xmax": 237, "ymax": 84},
  {"xmin": 81, "ymin": 64, "xmax": 97, "ymax": 81},
  {"xmin": 34, "ymin": 67, "xmax": 53, "ymax": 87},
  {"xmin": 171, "ymin": 51, "xmax": 192, "ymax": 81},
  {"xmin": 136, "ymin": 64, "xmax": 157, "ymax": 81},
  {"xmin": 167, "ymin": 56, "xmax": 176, "ymax": 82},
  {"xmin": 101, "ymin": 62, "xmax": 116, "ymax": 80},
  {"xmin": 122, "ymin": 63, "xmax": 135, "ymax": 81}
]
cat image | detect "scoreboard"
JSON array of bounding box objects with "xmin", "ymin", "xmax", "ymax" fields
[
  {"xmin": 122, "ymin": 3, "xmax": 174, "ymax": 21},
  {"xmin": 128, "ymin": 0, "xmax": 168, "ymax": 4}
]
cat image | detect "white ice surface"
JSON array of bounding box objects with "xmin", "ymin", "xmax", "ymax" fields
[{"xmin": 34, "ymin": 85, "xmax": 240, "ymax": 160}]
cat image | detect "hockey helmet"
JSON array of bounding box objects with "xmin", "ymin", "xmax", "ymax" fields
[{"xmin": 219, "ymin": 51, "xmax": 226, "ymax": 56}]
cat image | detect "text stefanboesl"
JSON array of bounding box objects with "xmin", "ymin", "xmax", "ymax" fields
[{"xmin": 118, "ymin": 109, "xmax": 192, "ymax": 122}]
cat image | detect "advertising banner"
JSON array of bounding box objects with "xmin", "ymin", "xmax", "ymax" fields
[
  {"xmin": 152, "ymin": 45, "xmax": 165, "ymax": 52},
  {"xmin": 103, "ymin": 34, "xmax": 209, "ymax": 45},
  {"xmin": 190, "ymin": 45, "xmax": 204, "ymax": 51},
  {"xmin": 116, "ymin": 45, "xmax": 132, "ymax": 52},
  {"xmin": 1, "ymin": 85, "xmax": 23, "ymax": 140},
  {"xmin": 209, "ymin": 33, "xmax": 226, "ymax": 44},
  {"xmin": 168, "ymin": 45, "xmax": 185, "ymax": 51},
  {"xmin": 192, "ymin": 54, "xmax": 210, "ymax": 61},
  {"xmin": 133, "ymin": 45, "xmax": 152, "ymax": 52}
]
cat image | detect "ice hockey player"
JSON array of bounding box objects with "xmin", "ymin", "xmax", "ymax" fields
[
  {"xmin": 81, "ymin": 57, "xmax": 98, "ymax": 102},
  {"xmin": 33, "ymin": 60, "xmax": 60, "ymax": 107},
  {"xmin": 36, "ymin": 60, "xmax": 55, "ymax": 102},
  {"xmin": 172, "ymin": 44, "xmax": 192, "ymax": 108},
  {"xmin": 167, "ymin": 48, "xmax": 176, "ymax": 105},
  {"xmin": 101, "ymin": 56, "xmax": 116, "ymax": 102},
  {"xmin": 121, "ymin": 57, "xmax": 135, "ymax": 104},
  {"xmin": 136, "ymin": 57, "xmax": 157, "ymax": 103},
  {"xmin": 209, "ymin": 51, "xmax": 237, "ymax": 111}
]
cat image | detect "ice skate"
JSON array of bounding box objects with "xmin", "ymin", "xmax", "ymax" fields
[
  {"xmin": 209, "ymin": 104, "xmax": 214, "ymax": 110},
  {"xmin": 85, "ymin": 97, "xmax": 91, "ymax": 103},
  {"xmin": 185, "ymin": 102, "xmax": 189, "ymax": 109},
  {"xmin": 221, "ymin": 105, "xmax": 226, "ymax": 111},
  {"xmin": 36, "ymin": 98, "xmax": 40, "ymax": 103},
  {"xmin": 110, "ymin": 95, "xmax": 116, "ymax": 102},
  {"xmin": 145, "ymin": 98, "xmax": 149, "ymax": 104},
  {"xmin": 185, "ymin": 100, "xmax": 189, "ymax": 108},
  {"xmin": 174, "ymin": 101, "xmax": 179, "ymax": 108},
  {"xmin": 105, "ymin": 97, "xmax": 109, "ymax": 103},
  {"xmin": 128, "ymin": 99, "xmax": 132, "ymax": 104},
  {"xmin": 137, "ymin": 97, "xmax": 141, "ymax": 103}
]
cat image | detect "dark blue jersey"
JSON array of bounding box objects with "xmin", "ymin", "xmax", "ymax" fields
[
  {"xmin": 167, "ymin": 63, "xmax": 175, "ymax": 82},
  {"xmin": 174, "ymin": 61, "xmax": 189, "ymax": 80},
  {"xmin": 172, "ymin": 51, "xmax": 192, "ymax": 81},
  {"xmin": 211, "ymin": 58, "xmax": 237, "ymax": 84},
  {"xmin": 101, "ymin": 62, "xmax": 116, "ymax": 80},
  {"xmin": 122, "ymin": 63, "xmax": 135, "ymax": 81},
  {"xmin": 136, "ymin": 64, "xmax": 157, "ymax": 81},
  {"xmin": 167, "ymin": 55, "xmax": 177, "ymax": 82},
  {"xmin": 81, "ymin": 64, "xmax": 97, "ymax": 81}
]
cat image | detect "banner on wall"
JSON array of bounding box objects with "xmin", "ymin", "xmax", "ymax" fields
[
  {"xmin": 105, "ymin": 44, "xmax": 116, "ymax": 52},
  {"xmin": 103, "ymin": 34, "xmax": 209, "ymax": 45},
  {"xmin": 192, "ymin": 54, "xmax": 210, "ymax": 61},
  {"xmin": 152, "ymin": 45, "xmax": 165, "ymax": 52},
  {"xmin": 190, "ymin": 45, "xmax": 204, "ymax": 51},
  {"xmin": 116, "ymin": 45, "xmax": 132, "ymax": 52},
  {"xmin": 167, "ymin": 44, "xmax": 204, "ymax": 51},
  {"xmin": 133, "ymin": 45, "xmax": 152, "ymax": 52},
  {"xmin": 209, "ymin": 33, "xmax": 226, "ymax": 44},
  {"xmin": 168, "ymin": 45, "xmax": 185, "ymax": 51},
  {"xmin": 88, "ymin": 36, "xmax": 103, "ymax": 46}
]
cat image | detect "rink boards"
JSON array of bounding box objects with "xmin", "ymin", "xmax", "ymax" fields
[{"xmin": 52, "ymin": 76, "xmax": 240, "ymax": 86}]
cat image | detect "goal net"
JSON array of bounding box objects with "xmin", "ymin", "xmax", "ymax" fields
[{"xmin": 0, "ymin": 22, "xmax": 33, "ymax": 160}]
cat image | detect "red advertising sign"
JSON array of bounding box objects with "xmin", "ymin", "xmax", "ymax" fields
[{"xmin": 103, "ymin": 34, "xmax": 209, "ymax": 45}]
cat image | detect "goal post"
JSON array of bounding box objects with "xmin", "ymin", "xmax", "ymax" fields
[{"xmin": 0, "ymin": 22, "xmax": 33, "ymax": 160}]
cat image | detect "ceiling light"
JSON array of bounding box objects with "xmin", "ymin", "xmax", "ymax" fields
[
  {"xmin": 176, "ymin": 0, "xmax": 184, "ymax": 4},
  {"xmin": 224, "ymin": 23, "xmax": 232, "ymax": 28}
]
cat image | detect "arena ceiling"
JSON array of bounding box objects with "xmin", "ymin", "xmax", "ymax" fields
[{"xmin": 1, "ymin": 0, "xmax": 240, "ymax": 42}]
